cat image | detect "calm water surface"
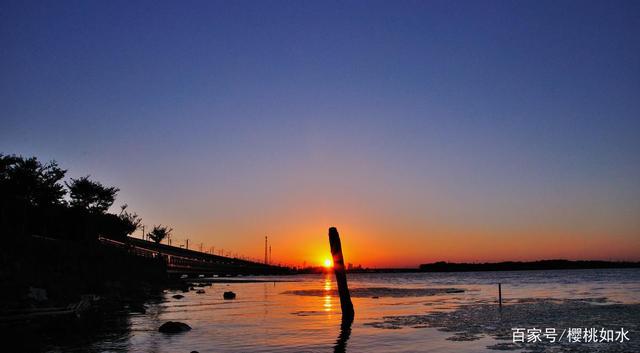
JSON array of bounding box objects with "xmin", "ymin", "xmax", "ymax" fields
[{"xmin": 55, "ymin": 269, "xmax": 640, "ymax": 353}]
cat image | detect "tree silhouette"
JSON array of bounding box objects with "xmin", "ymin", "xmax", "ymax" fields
[
  {"xmin": 1, "ymin": 154, "xmax": 67, "ymax": 236},
  {"xmin": 66, "ymin": 176, "xmax": 119, "ymax": 213},
  {"xmin": 118, "ymin": 204, "xmax": 142, "ymax": 236},
  {"xmin": 1, "ymin": 153, "xmax": 147, "ymax": 242},
  {"xmin": 147, "ymin": 225, "xmax": 172, "ymax": 244},
  {"xmin": 0, "ymin": 154, "xmax": 66, "ymax": 207}
]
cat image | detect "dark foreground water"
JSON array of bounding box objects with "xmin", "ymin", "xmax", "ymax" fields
[{"xmin": 47, "ymin": 269, "xmax": 640, "ymax": 353}]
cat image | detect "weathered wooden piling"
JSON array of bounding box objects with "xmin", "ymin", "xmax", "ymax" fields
[
  {"xmin": 498, "ymin": 283, "xmax": 502, "ymax": 307},
  {"xmin": 328, "ymin": 227, "xmax": 354, "ymax": 318}
]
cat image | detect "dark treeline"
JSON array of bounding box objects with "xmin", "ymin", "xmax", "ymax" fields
[
  {"xmin": 0, "ymin": 153, "xmax": 162, "ymax": 243},
  {"xmin": 419, "ymin": 260, "xmax": 640, "ymax": 272},
  {"xmin": 0, "ymin": 153, "xmax": 175, "ymax": 315}
]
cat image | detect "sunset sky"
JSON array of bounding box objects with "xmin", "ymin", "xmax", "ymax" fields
[{"xmin": 2, "ymin": 1, "xmax": 639, "ymax": 267}]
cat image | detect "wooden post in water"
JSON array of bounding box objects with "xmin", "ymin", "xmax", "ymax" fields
[
  {"xmin": 328, "ymin": 227, "xmax": 354, "ymax": 318},
  {"xmin": 498, "ymin": 283, "xmax": 502, "ymax": 307}
]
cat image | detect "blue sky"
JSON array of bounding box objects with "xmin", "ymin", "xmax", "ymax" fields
[{"xmin": 2, "ymin": 1, "xmax": 639, "ymax": 266}]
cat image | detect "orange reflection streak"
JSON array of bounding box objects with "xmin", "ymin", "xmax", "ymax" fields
[
  {"xmin": 323, "ymin": 278, "xmax": 331, "ymax": 291},
  {"xmin": 323, "ymin": 276, "xmax": 332, "ymax": 312}
]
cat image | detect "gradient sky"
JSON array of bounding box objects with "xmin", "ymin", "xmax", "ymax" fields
[{"xmin": 2, "ymin": 0, "xmax": 639, "ymax": 267}]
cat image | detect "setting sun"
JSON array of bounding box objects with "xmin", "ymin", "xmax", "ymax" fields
[{"xmin": 323, "ymin": 258, "xmax": 333, "ymax": 268}]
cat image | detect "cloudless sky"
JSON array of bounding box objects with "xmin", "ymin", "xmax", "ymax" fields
[{"xmin": 2, "ymin": 0, "xmax": 639, "ymax": 267}]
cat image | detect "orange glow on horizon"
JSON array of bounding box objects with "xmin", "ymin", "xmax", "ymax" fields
[{"xmin": 174, "ymin": 218, "xmax": 640, "ymax": 268}]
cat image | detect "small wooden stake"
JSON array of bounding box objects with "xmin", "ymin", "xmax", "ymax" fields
[
  {"xmin": 328, "ymin": 227, "xmax": 354, "ymax": 318},
  {"xmin": 498, "ymin": 283, "xmax": 502, "ymax": 307}
]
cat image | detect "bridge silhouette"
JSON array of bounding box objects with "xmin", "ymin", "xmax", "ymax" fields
[{"xmin": 99, "ymin": 236, "xmax": 288, "ymax": 277}]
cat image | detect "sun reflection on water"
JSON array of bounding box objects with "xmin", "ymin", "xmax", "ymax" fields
[
  {"xmin": 324, "ymin": 277, "xmax": 332, "ymax": 291},
  {"xmin": 323, "ymin": 276, "xmax": 333, "ymax": 311}
]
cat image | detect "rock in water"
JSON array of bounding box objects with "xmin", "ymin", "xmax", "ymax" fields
[
  {"xmin": 172, "ymin": 294, "xmax": 184, "ymax": 299},
  {"xmin": 223, "ymin": 291, "xmax": 236, "ymax": 300},
  {"xmin": 158, "ymin": 321, "xmax": 191, "ymax": 333}
]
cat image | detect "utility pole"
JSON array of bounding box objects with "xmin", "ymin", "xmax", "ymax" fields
[
  {"xmin": 199, "ymin": 242, "xmax": 203, "ymax": 252},
  {"xmin": 269, "ymin": 245, "xmax": 272, "ymax": 265},
  {"xmin": 141, "ymin": 225, "xmax": 145, "ymax": 240},
  {"xmin": 264, "ymin": 235, "xmax": 268, "ymax": 264},
  {"xmin": 185, "ymin": 238, "xmax": 189, "ymax": 250}
]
